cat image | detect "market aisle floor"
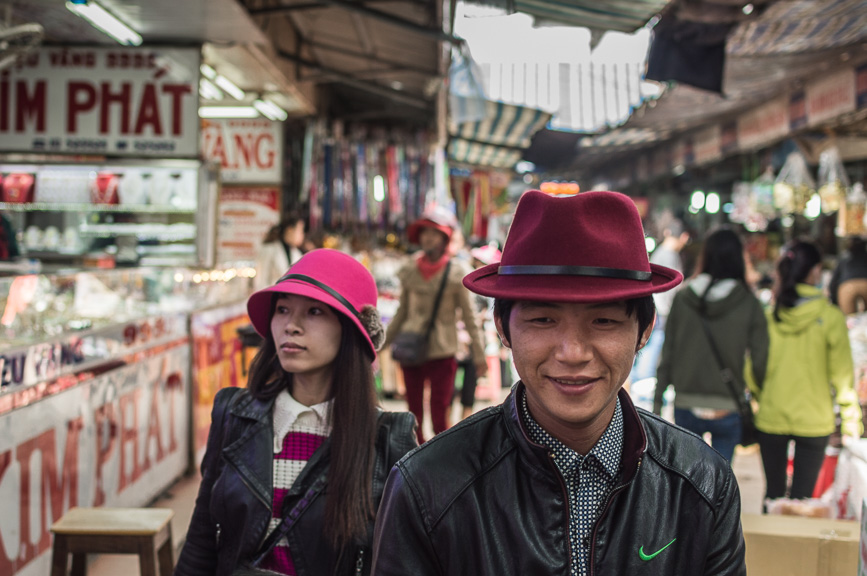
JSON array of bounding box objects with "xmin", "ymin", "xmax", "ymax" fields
[{"xmin": 84, "ymin": 393, "xmax": 766, "ymax": 576}]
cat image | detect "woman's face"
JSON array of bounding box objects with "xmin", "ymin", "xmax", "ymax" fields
[
  {"xmin": 283, "ymin": 221, "xmax": 305, "ymax": 248},
  {"xmin": 271, "ymin": 294, "xmax": 342, "ymax": 387}
]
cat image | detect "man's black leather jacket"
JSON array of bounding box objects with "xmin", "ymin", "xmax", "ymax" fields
[
  {"xmin": 174, "ymin": 387, "xmax": 418, "ymax": 576},
  {"xmin": 372, "ymin": 384, "xmax": 746, "ymax": 575}
]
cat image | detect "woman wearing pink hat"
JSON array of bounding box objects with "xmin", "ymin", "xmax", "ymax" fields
[{"xmin": 175, "ymin": 249, "xmax": 418, "ymax": 576}]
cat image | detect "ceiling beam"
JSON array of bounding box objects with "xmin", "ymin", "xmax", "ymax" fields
[
  {"xmin": 301, "ymin": 38, "xmax": 437, "ymax": 76},
  {"xmin": 249, "ymin": 0, "xmax": 463, "ymax": 45},
  {"xmin": 277, "ymin": 48, "xmax": 431, "ymax": 109}
]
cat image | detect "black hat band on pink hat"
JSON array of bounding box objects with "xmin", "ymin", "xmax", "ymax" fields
[
  {"xmin": 498, "ymin": 265, "xmax": 653, "ymax": 281},
  {"xmin": 276, "ymin": 272, "xmax": 362, "ymax": 319}
]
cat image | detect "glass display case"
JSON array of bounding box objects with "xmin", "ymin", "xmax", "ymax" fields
[
  {"xmin": 0, "ymin": 265, "xmax": 252, "ymax": 352},
  {"xmin": 0, "ymin": 159, "xmax": 220, "ymax": 270}
]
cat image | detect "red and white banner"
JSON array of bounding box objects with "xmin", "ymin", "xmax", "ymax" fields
[
  {"xmin": 806, "ymin": 67, "xmax": 856, "ymax": 127},
  {"xmin": 201, "ymin": 118, "xmax": 283, "ymax": 184},
  {"xmin": 737, "ymin": 97, "xmax": 789, "ymax": 150},
  {"xmin": 0, "ymin": 47, "xmax": 200, "ymax": 156},
  {"xmin": 217, "ymin": 186, "xmax": 281, "ymax": 264},
  {"xmin": 0, "ymin": 343, "xmax": 190, "ymax": 576}
]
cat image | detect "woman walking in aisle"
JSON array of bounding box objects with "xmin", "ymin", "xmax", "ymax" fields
[
  {"xmin": 756, "ymin": 239, "xmax": 863, "ymax": 501},
  {"xmin": 655, "ymin": 227, "xmax": 769, "ymax": 462},
  {"xmin": 175, "ymin": 249, "xmax": 417, "ymax": 576}
]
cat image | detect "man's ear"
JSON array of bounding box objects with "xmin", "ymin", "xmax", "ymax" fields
[
  {"xmin": 637, "ymin": 315, "xmax": 656, "ymax": 351},
  {"xmin": 494, "ymin": 314, "xmax": 511, "ymax": 348}
]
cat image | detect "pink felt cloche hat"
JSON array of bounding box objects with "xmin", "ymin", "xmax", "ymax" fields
[{"xmin": 247, "ymin": 249, "xmax": 383, "ymax": 358}]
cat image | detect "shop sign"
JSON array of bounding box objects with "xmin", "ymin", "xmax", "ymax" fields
[
  {"xmin": 693, "ymin": 125, "xmax": 722, "ymax": 165},
  {"xmin": 217, "ymin": 186, "xmax": 281, "ymax": 264},
  {"xmin": 190, "ymin": 302, "xmax": 248, "ymax": 465},
  {"xmin": 856, "ymin": 64, "xmax": 867, "ymax": 110},
  {"xmin": 0, "ymin": 343, "xmax": 189, "ymax": 576},
  {"xmin": 806, "ymin": 67, "xmax": 856, "ymax": 126},
  {"xmin": 0, "ymin": 312, "xmax": 187, "ymax": 395},
  {"xmin": 720, "ymin": 121, "xmax": 738, "ymax": 155},
  {"xmin": 737, "ymin": 97, "xmax": 789, "ymax": 150},
  {"xmin": 789, "ymin": 91, "xmax": 807, "ymax": 130},
  {"xmin": 200, "ymin": 118, "xmax": 283, "ymax": 184},
  {"xmin": 0, "ymin": 47, "xmax": 200, "ymax": 157}
]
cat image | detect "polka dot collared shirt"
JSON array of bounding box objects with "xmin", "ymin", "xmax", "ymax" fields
[{"xmin": 520, "ymin": 389, "xmax": 624, "ymax": 576}]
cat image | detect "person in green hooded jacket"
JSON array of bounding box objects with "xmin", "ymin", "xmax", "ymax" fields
[{"xmin": 756, "ymin": 239, "xmax": 864, "ymax": 502}]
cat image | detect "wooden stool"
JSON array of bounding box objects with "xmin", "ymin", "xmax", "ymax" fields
[{"xmin": 50, "ymin": 507, "xmax": 174, "ymax": 576}]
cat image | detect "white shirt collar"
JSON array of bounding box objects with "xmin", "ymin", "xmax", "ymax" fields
[{"xmin": 272, "ymin": 389, "xmax": 333, "ymax": 453}]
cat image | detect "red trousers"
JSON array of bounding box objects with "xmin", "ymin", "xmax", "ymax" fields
[{"xmin": 401, "ymin": 357, "xmax": 457, "ymax": 444}]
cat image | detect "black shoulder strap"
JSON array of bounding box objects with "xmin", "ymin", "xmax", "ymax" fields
[
  {"xmin": 423, "ymin": 259, "xmax": 452, "ymax": 339},
  {"xmin": 697, "ymin": 315, "xmax": 748, "ymax": 411}
]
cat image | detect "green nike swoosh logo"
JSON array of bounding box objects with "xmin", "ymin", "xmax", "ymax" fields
[{"xmin": 638, "ymin": 538, "xmax": 677, "ymax": 561}]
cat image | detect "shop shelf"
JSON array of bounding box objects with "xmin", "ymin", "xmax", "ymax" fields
[{"xmin": 0, "ymin": 202, "xmax": 196, "ymax": 214}]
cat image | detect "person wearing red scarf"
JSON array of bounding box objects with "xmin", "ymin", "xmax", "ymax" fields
[{"xmin": 384, "ymin": 208, "xmax": 488, "ymax": 443}]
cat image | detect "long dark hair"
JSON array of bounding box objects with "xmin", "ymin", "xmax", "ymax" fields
[
  {"xmin": 695, "ymin": 227, "xmax": 746, "ymax": 312},
  {"xmin": 246, "ymin": 303, "xmax": 379, "ymax": 550},
  {"xmin": 773, "ymin": 239, "xmax": 822, "ymax": 322},
  {"xmin": 263, "ymin": 212, "xmax": 304, "ymax": 244}
]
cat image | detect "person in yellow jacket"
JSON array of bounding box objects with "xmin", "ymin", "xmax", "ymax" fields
[{"xmin": 755, "ymin": 239, "xmax": 864, "ymax": 502}]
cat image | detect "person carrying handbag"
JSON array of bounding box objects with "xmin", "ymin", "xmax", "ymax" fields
[
  {"xmin": 383, "ymin": 207, "xmax": 487, "ymax": 443},
  {"xmin": 655, "ymin": 227, "xmax": 769, "ymax": 462},
  {"xmin": 174, "ymin": 249, "xmax": 418, "ymax": 576}
]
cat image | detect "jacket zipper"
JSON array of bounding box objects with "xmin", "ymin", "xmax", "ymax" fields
[
  {"xmin": 587, "ymin": 457, "xmax": 641, "ymax": 576},
  {"xmin": 546, "ymin": 452, "xmax": 573, "ymax": 572},
  {"xmin": 355, "ymin": 549, "xmax": 364, "ymax": 575},
  {"xmin": 227, "ymin": 459, "xmax": 272, "ymax": 510}
]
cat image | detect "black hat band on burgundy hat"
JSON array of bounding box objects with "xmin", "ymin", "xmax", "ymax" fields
[
  {"xmin": 498, "ymin": 265, "xmax": 652, "ymax": 281},
  {"xmin": 275, "ymin": 272, "xmax": 361, "ymax": 319}
]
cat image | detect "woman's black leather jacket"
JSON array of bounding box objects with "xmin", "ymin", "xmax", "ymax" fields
[
  {"xmin": 175, "ymin": 387, "xmax": 418, "ymax": 576},
  {"xmin": 372, "ymin": 384, "xmax": 746, "ymax": 575}
]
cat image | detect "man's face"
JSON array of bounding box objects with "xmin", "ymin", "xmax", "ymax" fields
[{"xmin": 497, "ymin": 300, "xmax": 650, "ymax": 443}]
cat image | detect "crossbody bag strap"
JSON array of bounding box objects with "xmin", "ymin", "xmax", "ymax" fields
[
  {"xmin": 697, "ymin": 315, "xmax": 748, "ymax": 411},
  {"xmin": 422, "ymin": 259, "xmax": 452, "ymax": 340},
  {"xmin": 249, "ymin": 473, "xmax": 328, "ymax": 567}
]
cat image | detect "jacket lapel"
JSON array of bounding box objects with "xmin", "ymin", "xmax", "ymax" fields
[{"xmin": 222, "ymin": 392, "xmax": 275, "ymax": 509}]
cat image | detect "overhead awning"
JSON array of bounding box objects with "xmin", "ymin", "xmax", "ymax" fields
[
  {"xmin": 449, "ymin": 100, "xmax": 552, "ymax": 168},
  {"xmin": 508, "ymin": 0, "xmax": 669, "ymax": 33}
]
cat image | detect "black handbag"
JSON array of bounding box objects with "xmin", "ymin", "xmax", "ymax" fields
[
  {"xmin": 391, "ymin": 260, "xmax": 451, "ymax": 367},
  {"xmin": 698, "ymin": 315, "xmax": 758, "ymax": 447}
]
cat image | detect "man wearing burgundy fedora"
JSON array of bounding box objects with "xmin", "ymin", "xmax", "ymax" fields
[{"xmin": 372, "ymin": 191, "xmax": 746, "ymax": 576}]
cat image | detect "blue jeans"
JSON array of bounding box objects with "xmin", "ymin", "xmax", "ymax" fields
[
  {"xmin": 630, "ymin": 324, "xmax": 665, "ymax": 382},
  {"xmin": 674, "ymin": 408, "xmax": 741, "ymax": 463}
]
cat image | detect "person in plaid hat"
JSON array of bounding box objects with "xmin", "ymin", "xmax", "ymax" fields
[{"xmin": 372, "ymin": 191, "xmax": 746, "ymax": 576}]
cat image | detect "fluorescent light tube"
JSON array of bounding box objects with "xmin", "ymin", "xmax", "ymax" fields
[
  {"xmin": 199, "ymin": 106, "xmax": 260, "ymax": 119},
  {"xmin": 214, "ymin": 75, "xmax": 245, "ymax": 101},
  {"xmin": 253, "ymin": 99, "xmax": 288, "ymax": 121},
  {"xmin": 200, "ymin": 64, "xmax": 217, "ymax": 80},
  {"xmin": 200, "ymin": 79, "xmax": 223, "ymax": 100},
  {"xmin": 66, "ymin": 1, "xmax": 142, "ymax": 46}
]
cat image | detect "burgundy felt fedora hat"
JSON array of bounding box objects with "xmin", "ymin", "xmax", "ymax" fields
[
  {"xmin": 463, "ymin": 190, "xmax": 682, "ymax": 302},
  {"xmin": 247, "ymin": 249, "xmax": 381, "ymax": 357},
  {"xmin": 407, "ymin": 206, "xmax": 458, "ymax": 244}
]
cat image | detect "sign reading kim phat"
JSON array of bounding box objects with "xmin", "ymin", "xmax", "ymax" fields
[{"xmin": 0, "ymin": 47, "xmax": 200, "ymax": 157}]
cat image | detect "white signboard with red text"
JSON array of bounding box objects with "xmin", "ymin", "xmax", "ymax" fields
[
  {"xmin": 806, "ymin": 67, "xmax": 856, "ymax": 127},
  {"xmin": 0, "ymin": 342, "xmax": 190, "ymax": 576},
  {"xmin": 201, "ymin": 118, "xmax": 283, "ymax": 183},
  {"xmin": 0, "ymin": 47, "xmax": 200, "ymax": 157},
  {"xmin": 217, "ymin": 187, "xmax": 281, "ymax": 264}
]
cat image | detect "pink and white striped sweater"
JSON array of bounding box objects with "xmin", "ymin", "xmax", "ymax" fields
[{"xmin": 259, "ymin": 391, "xmax": 332, "ymax": 576}]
